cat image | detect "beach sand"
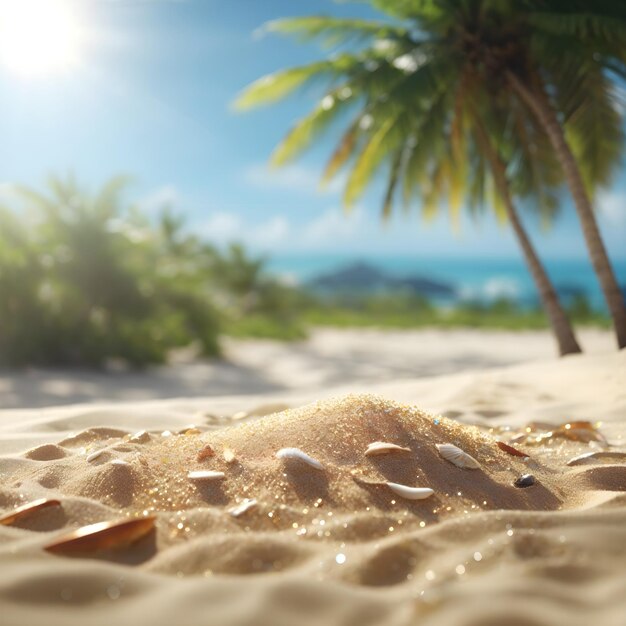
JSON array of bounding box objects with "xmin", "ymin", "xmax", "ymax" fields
[{"xmin": 0, "ymin": 331, "xmax": 624, "ymax": 626}]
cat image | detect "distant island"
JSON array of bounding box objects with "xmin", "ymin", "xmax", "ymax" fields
[{"xmin": 307, "ymin": 261, "xmax": 457, "ymax": 299}]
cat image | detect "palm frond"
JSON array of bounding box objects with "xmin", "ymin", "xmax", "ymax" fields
[
  {"xmin": 344, "ymin": 115, "xmax": 399, "ymax": 207},
  {"xmin": 234, "ymin": 56, "xmax": 358, "ymax": 110},
  {"xmin": 271, "ymin": 86, "xmax": 358, "ymax": 166},
  {"xmin": 321, "ymin": 119, "xmax": 360, "ymax": 185},
  {"xmin": 529, "ymin": 11, "xmax": 626, "ymax": 49},
  {"xmin": 264, "ymin": 16, "xmax": 410, "ymax": 48},
  {"xmin": 381, "ymin": 148, "xmax": 404, "ymax": 219}
]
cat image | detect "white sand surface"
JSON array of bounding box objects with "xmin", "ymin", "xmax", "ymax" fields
[
  {"xmin": 0, "ymin": 330, "xmax": 624, "ymax": 626},
  {"xmin": 0, "ymin": 327, "xmax": 614, "ymax": 408}
]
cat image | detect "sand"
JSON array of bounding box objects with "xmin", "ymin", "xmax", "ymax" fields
[
  {"xmin": 0, "ymin": 338, "xmax": 625, "ymax": 626},
  {"xmin": 0, "ymin": 327, "xmax": 613, "ymax": 408}
]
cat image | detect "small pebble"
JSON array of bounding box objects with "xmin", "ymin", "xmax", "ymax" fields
[{"xmin": 514, "ymin": 474, "xmax": 536, "ymax": 488}]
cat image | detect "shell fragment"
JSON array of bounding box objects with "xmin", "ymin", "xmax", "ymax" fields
[
  {"xmin": 385, "ymin": 482, "xmax": 434, "ymax": 500},
  {"xmin": 86, "ymin": 449, "xmax": 105, "ymax": 463},
  {"xmin": 45, "ymin": 516, "xmax": 156, "ymax": 554},
  {"xmin": 566, "ymin": 451, "xmax": 626, "ymax": 466},
  {"xmin": 229, "ymin": 499, "xmax": 257, "ymax": 517},
  {"xmin": 188, "ymin": 470, "xmax": 225, "ymax": 481},
  {"xmin": 276, "ymin": 448, "xmax": 324, "ymax": 470},
  {"xmin": 436, "ymin": 443, "xmax": 480, "ymax": 469},
  {"xmin": 365, "ymin": 442, "xmax": 411, "ymax": 456},
  {"xmin": 0, "ymin": 498, "xmax": 61, "ymax": 526}
]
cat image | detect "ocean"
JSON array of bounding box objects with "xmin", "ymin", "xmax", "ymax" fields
[{"xmin": 267, "ymin": 254, "xmax": 626, "ymax": 310}]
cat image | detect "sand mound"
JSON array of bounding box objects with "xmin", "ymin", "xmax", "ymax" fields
[
  {"xmin": 6, "ymin": 395, "xmax": 613, "ymax": 571},
  {"xmin": 24, "ymin": 443, "xmax": 69, "ymax": 461},
  {"xmin": 13, "ymin": 396, "xmax": 561, "ymax": 530}
]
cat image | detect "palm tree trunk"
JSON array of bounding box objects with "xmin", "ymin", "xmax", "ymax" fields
[
  {"xmin": 506, "ymin": 70, "xmax": 626, "ymax": 349},
  {"xmin": 503, "ymin": 190, "xmax": 582, "ymax": 356},
  {"xmin": 472, "ymin": 122, "xmax": 582, "ymax": 355}
]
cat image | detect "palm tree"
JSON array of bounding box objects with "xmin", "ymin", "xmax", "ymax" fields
[
  {"xmin": 369, "ymin": 0, "xmax": 626, "ymax": 344},
  {"xmin": 469, "ymin": 102, "xmax": 582, "ymax": 355},
  {"xmin": 235, "ymin": 11, "xmax": 583, "ymax": 354}
]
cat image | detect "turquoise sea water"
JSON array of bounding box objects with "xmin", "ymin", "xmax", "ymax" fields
[{"xmin": 267, "ymin": 254, "xmax": 626, "ymax": 310}]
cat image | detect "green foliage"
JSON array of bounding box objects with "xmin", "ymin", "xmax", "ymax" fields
[
  {"xmin": 238, "ymin": 0, "xmax": 626, "ymax": 214},
  {"xmin": 264, "ymin": 16, "xmax": 408, "ymax": 48},
  {"xmin": 209, "ymin": 243, "xmax": 309, "ymax": 340},
  {"xmin": 0, "ymin": 177, "xmax": 306, "ymax": 367},
  {"xmin": 302, "ymin": 294, "xmax": 610, "ymax": 331}
]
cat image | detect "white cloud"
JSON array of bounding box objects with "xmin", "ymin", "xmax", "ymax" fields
[
  {"xmin": 201, "ymin": 212, "xmax": 243, "ymax": 240},
  {"xmin": 200, "ymin": 212, "xmax": 290, "ymax": 248},
  {"xmin": 254, "ymin": 216, "xmax": 290, "ymax": 247},
  {"xmin": 302, "ymin": 207, "xmax": 363, "ymax": 246},
  {"xmin": 598, "ymin": 191, "xmax": 626, "ymax": 227},
  {"xmin": 243, "ymin": 163, "xmax": 344, "ymax": 195},
  {"xmin": 198, "ymin": 207, "xmax": 370, "ymax": 253}
]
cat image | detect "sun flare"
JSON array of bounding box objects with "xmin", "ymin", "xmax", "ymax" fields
[{"xmin": 0, "ymin": 0, "xmax": 82, "ymax": 76}]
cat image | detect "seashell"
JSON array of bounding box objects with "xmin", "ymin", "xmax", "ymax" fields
[
  {"xmin": 385, "ymin": 482, "xmax": 434, "ymax": 500},
  {"xmin": 45, "ymin": 516, "xmax": 155, "ymax": 554},
  {"xmin": 365, "ymin": 442, "xmax": 411, "ymax": 456},
  {"xmin": 86, "ymin": 449, "xmax": 105, "ymax": 463},
  {"xmin": 496, "ymin": 441, "xmax": 529, "ymax": 458},
  {"xmin": 276, "ymin": 448, "xmax": 324, "ymax": 470},
  {"xmin": 436, "ymin": 443, "xmax": 480, "ymax": 469},
  {"xmin": 223, "ymin": 448, "xmax": 236, "ymax": 464},
  {"xmin": 556, "ymin": 424, "xmax": 606, "ymax": 444},
  {"xmin": 179, "ymin": 425, "xmax": 201, "ymax": 435},
  {"xmin": 129, "ymin": 430, "xmax": 150, "ymax": 443},
  {"xmin": 566, "ymin": 451, "xmax": 626, "ymax": 466},
  {"xmin": 521, "ymin": 420, "xmax": 607, "ymax": 446},
  {"xmin": 110, "ymin": 459, "xmax": 129, "ymax": 467},
  {"xmin": 513, "ymin": 474, "xmax": 536, "ymax": 488},
  {"xmin": 229, "ymin": 499, "xmax": 257, "ymax": 517},
  {"xmin": 188, "ymin": 470, "xmax": 225, "ymax": 481},
  {"xmin": 197, "ymin": 444, "xmax": 215, "ymax": 461},
  {"xmin": 232, "ymin": 411, "xmax": 248, "ymax": 421},
  {"xmin": 0, "ymin": 498, "xmax": 61, "ymax": 526},
  {"xmin": 161, "ymin": 430, "xmax": 173, "ymax": 438}
]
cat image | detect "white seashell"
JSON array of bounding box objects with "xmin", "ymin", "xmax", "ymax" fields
[
  {"xmin": 385, "ymin": 482, "xmax": 434, "ymax": 500},
  {"xmin": 365, "ymin": 441, "xmax": 411, "ymax": 456},
  {"xmin": 188, "ymin": 470, "xmax": 225, "ymax": 481},
  {"xmin": 276, "ymin": 448, "xmax": 324, "ymax": 470},
  {"xmin": 229, "ymin": 498, "xmax": 257, "ymax": 517},
  {"xmin": 566, "ymin": 451, "xmax": 626, "ymax": 466},
  {"xmin": 110, "ymin": 459, "xmax": 129, "ymax": 466},
  {"xmin": 223, "ymin": 448, "xmax": 236, "ymax": 464},
  {"xmin": 129, "ymin": 430, "xmax": 150, "ymax": 443},
  {"xmin": 436, "ymin": 443, "xmax": 480, "ymax": 469},
  {"xmin": 86, "ymin": 449, "xmax": 105, "ymax": 463}
]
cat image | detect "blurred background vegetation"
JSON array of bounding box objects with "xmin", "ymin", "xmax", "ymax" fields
[
  {"xmin": 0, "ymin": 175, "xmax": 608, "ymax": 369},
  {"xmin": 0, "ymin": 176, "xmax": 306, "ymax": 367}
]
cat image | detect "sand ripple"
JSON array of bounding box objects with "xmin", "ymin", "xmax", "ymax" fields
[{"xmin": 1, "ymin": 390, "xmax": 626, "ymax": 626}]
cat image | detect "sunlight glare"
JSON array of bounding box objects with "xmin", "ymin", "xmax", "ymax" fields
[{"xmin": 0, "ymin": 0, "xmax": 83, "ymax": 76}]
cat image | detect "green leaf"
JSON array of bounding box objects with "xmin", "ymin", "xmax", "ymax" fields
[
  {"xmin": 265, "ymin": 16, "xmax": 409, "ymax": 48},
  {"xmin": 344, "ymin": 115, "xmax": 398, "ymax": 207},
  {"xmin": 234, "ymin": 59, "xmax": 352, "ymax": 110},
  {"xmin": 271, "ymin": 86, "xmax": 358, "ymax": 166},
  {"xmin": 321, "ymin": 119, "xmax": 360, "ymax": 185}
]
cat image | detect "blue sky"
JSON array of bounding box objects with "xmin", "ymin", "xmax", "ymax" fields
[{"xmin": 1, "ymin": 0, "xmax": 625, "ymax": 261}]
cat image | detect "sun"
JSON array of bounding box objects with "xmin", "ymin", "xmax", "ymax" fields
[{"xmin": 0, "ymin": 0, "xmax": 83, "ymax": 77}]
